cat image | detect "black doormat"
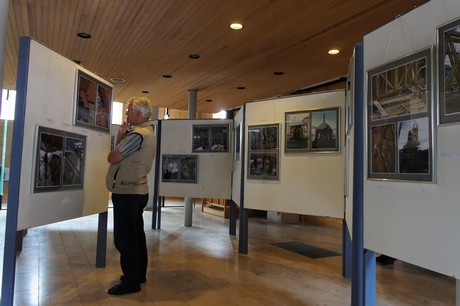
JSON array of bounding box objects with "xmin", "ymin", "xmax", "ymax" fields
[{"xmin": 271, "ymin": 241, "xmax": 341, "ymax": 258}]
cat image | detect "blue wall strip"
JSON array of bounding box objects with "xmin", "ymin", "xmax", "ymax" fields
[{"xmin": 1, "ymin": 36, "xmax": 31, "ymax": 306}]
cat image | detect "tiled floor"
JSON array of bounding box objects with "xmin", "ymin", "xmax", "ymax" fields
[{"xmin": 0, "ymin": 200, "xmax": 456, "ymax": 305}]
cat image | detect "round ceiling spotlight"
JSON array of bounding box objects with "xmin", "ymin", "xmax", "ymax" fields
[
  {"xmin": 206, "ymin": 99, "xmax": 213, "ymax": 102},
  {"xmin": 77, "ymin": 32, "xmax": 92, "ymax": 39},
  {"xmin": 188, "ymin": 54, "xmax": 200, "ymax": 59},
  {"xmin": 72, "ymin": 59, "xmax": 82, "ymax": 65},
  {"xmin": 328, "ymin": 49, "xmax": 340, "ymax": 55},
  {"xmin": 141, "ymin": 90, "xmax": 150, "ymax": 94},
  {"xmin": 230, "ymin": 23, "xmax": 243, "ymax": 30},
  {"xmin": 162, "ymin": 74, "xmax": 172, "ymax": 78},
  {"xmin": 273, "ymin": 71, "xmax": 285, "ymax": 76},
  {"xmin": 237, "ymin": 86, "xmax": 245, "ymax": 90}
]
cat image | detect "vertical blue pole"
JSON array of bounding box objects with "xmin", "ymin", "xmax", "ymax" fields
[
  {"xmin": 1, "ymin": 36, "xmax": 31, "ymax": 306},
  {"xmin": 351, "ymin": 42, "xmax": 365, "ymax": 306}
]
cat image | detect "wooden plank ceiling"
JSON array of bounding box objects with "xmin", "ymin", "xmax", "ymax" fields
[{"xmin": 4, "ymin": 0, "xmax": 428, "ymax": 113}]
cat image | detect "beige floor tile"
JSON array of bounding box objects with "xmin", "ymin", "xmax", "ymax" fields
[{"xmin": 0, "ymin": 203, "xmax": 456, "ymax": 305}]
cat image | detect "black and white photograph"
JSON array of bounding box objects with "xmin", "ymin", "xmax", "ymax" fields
[
  {"xmin": 248, "ymin": 152, "xmax": 278, "ymax": 180},
  {"xmin": 247, "ymin": 124, "xmax": 280, "ymax": 180},
  {"xmin": 35, "ymin": 126, "xmax": 86, "ymax": 191},
  {"xmin": 192, "ymin": 124, "xmax": 229, "ymax": 152},
  {"xmin": 162, "ymin": 155, "xmax": 198, "ymax": 183},
  {"xmin": 248, "ymin": 124, "xmax": 279, "ymax": 151}
]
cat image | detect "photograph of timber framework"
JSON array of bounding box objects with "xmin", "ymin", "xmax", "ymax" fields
[{"xmin": 369, "ymin": 55, "xmax": 429, "ymax": 121}]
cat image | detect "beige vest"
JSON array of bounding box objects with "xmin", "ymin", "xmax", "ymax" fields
[{"xmin": 106, "ymin": 121, "xmax": 155, "ymax": 194}]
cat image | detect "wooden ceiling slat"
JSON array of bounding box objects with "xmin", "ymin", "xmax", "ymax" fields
[{"xmin": 3, "ymin": 0, "xmax": 429, "ymax": 112}]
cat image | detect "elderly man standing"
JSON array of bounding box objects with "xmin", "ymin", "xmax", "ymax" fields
[{"xmin": 106, "ymin": 97, "xmax": 155, "ymax": 295}]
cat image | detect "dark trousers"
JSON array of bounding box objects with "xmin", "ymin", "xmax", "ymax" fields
[{"xmin": 112, "ymin": 193, "xmax": 148, "ymax": 286}]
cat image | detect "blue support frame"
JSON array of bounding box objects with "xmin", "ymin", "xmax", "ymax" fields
[
  {"xmin": 342, "ymin": 219, "xmax": 353, "ymax": 278},
  {"xmin": 1, "ymin": 36, "xmax": 30, "ymax": 306}
]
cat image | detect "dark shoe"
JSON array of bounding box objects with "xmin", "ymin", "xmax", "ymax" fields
[
  {"xmin": 107, "ymin": 283, "xmax": 141, "ymax": 295},
  {"xmin": 376, "ymin": 255, "xmax": 396, "ymax": 266},
  {"xmin": 120, "ymin": 274, "xmax": 146, "ymax": 283}
]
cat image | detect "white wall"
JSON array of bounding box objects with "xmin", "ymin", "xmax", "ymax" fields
[
  {"xmin": 244, "ymin": 91, "xmax": 345, "ymax": 218},
  {"xmin": 17, "ymin": 39, "xmax": 111, "ymax": 230},
  {"xmin": 158, "ymin": 119, "xmax": 233, "ymax": 199},
  {"xmin": 363, "ymin": 0, "xmax": 460, "ymax": 277}
]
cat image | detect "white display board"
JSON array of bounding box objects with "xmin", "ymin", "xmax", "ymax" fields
[
  {"xmin": 363, "ymin": 0, "xmax": 460, "ymax": 277},
  {"xmin": 158, "ymin": 119, "xmax": 233, "ymax": 199},
  {"xmin": 17, "ymin": 39, "xmax": 111, "ymax": 230},
  {"xmin": 244, "ymin": 91, "xmax": 345, "ymax": 218}
]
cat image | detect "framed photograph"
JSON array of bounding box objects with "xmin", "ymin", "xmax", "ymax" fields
[
  {"xmin": 192, "ymin": 124, "xmax": 229, "ymax": 152},
  {"xmin": 285, "ymin": 107, "xmax": 340, "ymax": 153},
  {"xmin": 247, "ymin": 124, "xmax": 279, "ymax": 180},
  {"xmin": 311, "ymin": 108, "xmax": 339, "ymax": 151},
  {"xmin": 285, "ymin": 111, "xmax": 310, "ymax": 151},
  {"xmin": 369, "ymin": 49, "xmax": 430, "ymax": 122},
  {"xmin": 162, "ymin": 154, "xmax": 198, "ymax": 183},
  {"xmin": 248, "ymin": 124, "xmax": 279, "ymax": 151},
  {"xmin": 438, "ymin": 18, "xmax": 460, "ymax": 124},
  {"xmin": 75, "ymin": 70, "xmax": 112, "ymax": 133},
  {"xmin": 34, "ymin": 126, "xmax": 86, "ymax": 192},
  {"xmin": 367, "ymin": 47, "xmax": 434, "ymax": 182}
]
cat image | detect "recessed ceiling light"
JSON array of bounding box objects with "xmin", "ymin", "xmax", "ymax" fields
[
  {"xmin": 230, "ymin": 23, "xmax": 243, "ymax": 30},
  {"xmin": 77, "ymin": 32, "xmax": 91, "ymax": 39},
  {"xmin": 73, "ymin": 59, "xmax": 82, "ymax": 65},
  {"xmin": 142, "ymin": 90, "xmax": 149, "ymax": 94},
  {"xmin": 162, "ymin": 74, "xmax": 172, "ymax": 78},
  {"xmin": 328, "ymin": 49, "xmax": 340, "ymax": 55},
  {"xmin": 188, "ymin": 54, "xmax": 200, "ymax": 59},
  {"xmin": 237, "ymin": 86, "xmax": 245, "ymax": 90},
  {"xmin": 110, "ymin": 77, "xmax": 126, "ymax": 83},
  {"xmin": 206, "ymin": 99, "xmax": 213, "ymax": 102},
  {"xmin": 274, "ymin": 71, "xmax": 284, "ymax": 76}
]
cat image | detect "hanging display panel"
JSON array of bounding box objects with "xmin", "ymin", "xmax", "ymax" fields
[
  {"xmin": 247, "ymin": 124, "xmax": 279, "ymax": 180},
  {"xmin": 367, "ymin": 47, "xmax": 434, "ymax": 182},
  {"xmin": 34, "ymin": 126, "xmax": 86, "ymax": 192},
  {"xmin": 438, "ymin": 17, "xmax": 460, "ymax": 124}
]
